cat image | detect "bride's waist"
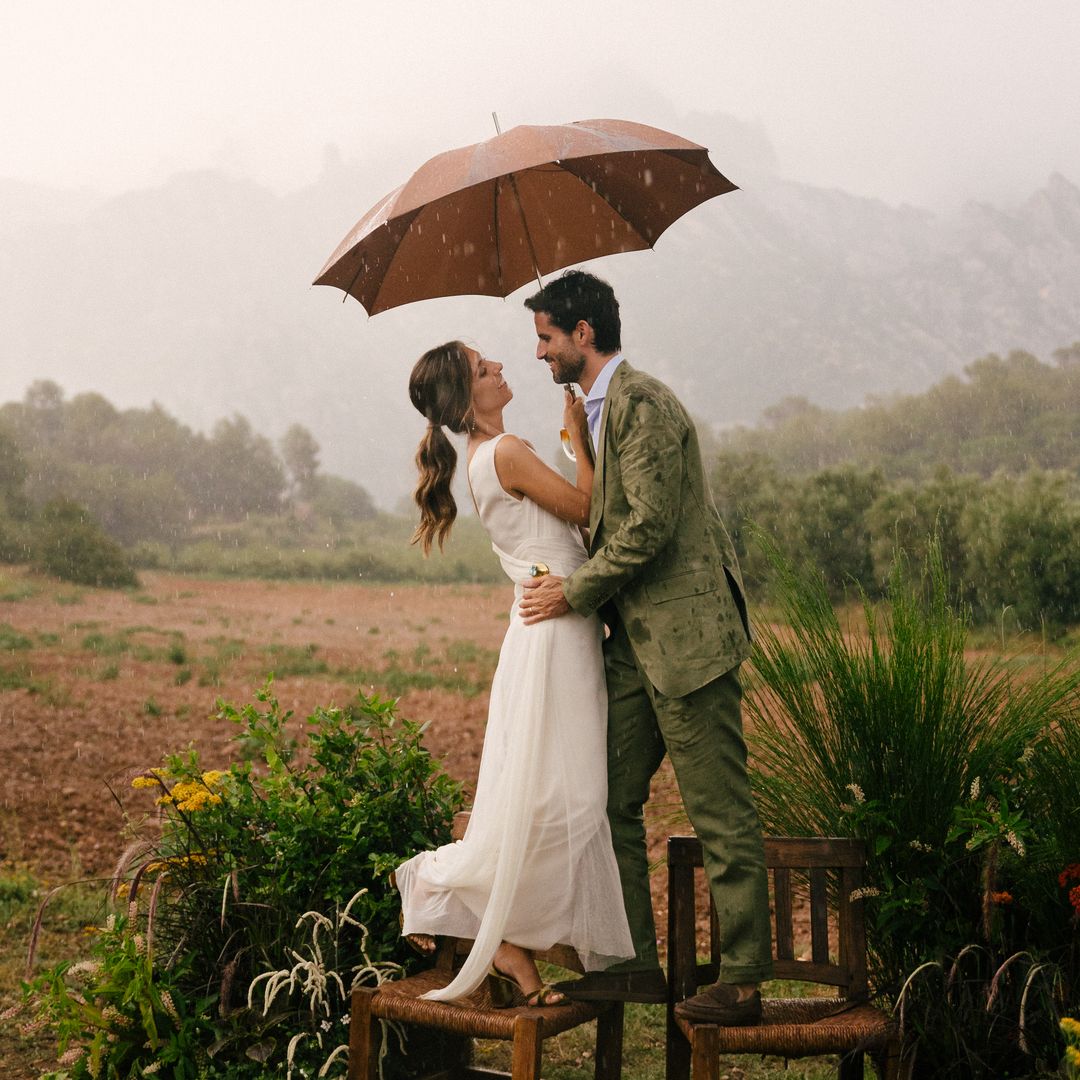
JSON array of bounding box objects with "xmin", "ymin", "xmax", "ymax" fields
[{"xmin": 494, "ymin": 537, "xmax": 586, "ymax": 584}]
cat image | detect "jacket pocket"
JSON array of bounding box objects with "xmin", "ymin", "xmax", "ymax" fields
[{"xmin": 645, "ymin": 568, "xmax": 717, "ymax": 605}]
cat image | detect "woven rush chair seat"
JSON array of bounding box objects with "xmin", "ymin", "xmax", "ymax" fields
[
  {"xmin": 369, "ymin": 963, "xmax": 616, "ymax": 1040},
  {"xmin": 665, "ymin": 835, "xmax": 905, "ymax": 1080},
  {"xmin": 348, "ymin": 935, "xmax": 624, "ymax": 1080},
  {"xmin": 672, "ymin": 996, "xmax": 894, "ymax": 1056}
]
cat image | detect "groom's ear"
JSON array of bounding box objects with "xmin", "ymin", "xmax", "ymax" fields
[{"xmin": 574, "ymin": 320, "xmax": 594, "ymax": 347}]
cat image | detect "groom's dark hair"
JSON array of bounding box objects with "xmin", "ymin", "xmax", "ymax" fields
[{"xmin": 524, "ymin": 270, "xmax": 622, "ymax": 353}]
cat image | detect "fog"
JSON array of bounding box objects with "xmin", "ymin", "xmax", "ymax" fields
[
  {"xmin": 3, "ymin": 1, "xmax": 1079, "ymax": 507},
  {"xmin": 6, "ymin": 1, "xmax": 1079, "ymax": 209}
]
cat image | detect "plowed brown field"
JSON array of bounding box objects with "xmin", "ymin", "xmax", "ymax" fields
[{"xmin": 0, "ymin": 568, "xmax": 686, "ymax": 929}]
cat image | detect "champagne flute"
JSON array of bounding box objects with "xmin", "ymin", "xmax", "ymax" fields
[{"xmin": 560, "ymin": 383, "xmax": 577, "ymax": 461}]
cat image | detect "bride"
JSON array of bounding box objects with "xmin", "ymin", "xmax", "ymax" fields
[{"xmin": 393, "ymin": 340, "xmax": 633, "ymax": 1006}]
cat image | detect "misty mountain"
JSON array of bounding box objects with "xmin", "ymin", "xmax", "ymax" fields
[{"xmin": 3, "ymin": 119, "xmax": 1078, "ymax": 508}]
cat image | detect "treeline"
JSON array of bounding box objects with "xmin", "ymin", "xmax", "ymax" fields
[
  {"xmin": 725, "ymin": 344, "xmax": 1080, "ymax": 478},
  {"xmin": 0, "ymin": 380, "xmax": 376, "ymax": 546},
  {"xmin": 712, "ymin": 346, "xmax": 1080, "ymax": 632},
  {"xmin": 0, "ymin": 381, "xmax": 379, "ymax": 585}
]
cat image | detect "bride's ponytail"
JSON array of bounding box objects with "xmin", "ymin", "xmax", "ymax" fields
[{"xmin": 408, "ymin": 341, "xmax": 473, "ymax": 555}]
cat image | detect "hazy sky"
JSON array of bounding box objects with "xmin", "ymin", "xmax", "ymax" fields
[{"xmin": 3, "ymin": 0, "xmax": 1078, "ymax": 210}]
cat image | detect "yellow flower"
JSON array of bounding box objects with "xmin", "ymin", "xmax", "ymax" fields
[
  {"xmin": 201, "ymin": 770, "xmax": 226, "ymax": 787},
  {"xmin": 1062, "ymin": 1016, "xmax": 1080, "ymax": 1038},
  {"xmin": 131, "ymin": 776, "xmax": 161, "ymax": 790},
  {"xmin": 1064, "ymin": 1044, "xmax": 1080, "ymax": 1066},
  {"xmin": 175, "ymin": 790, "xmax": 223, "ymax": 812}
]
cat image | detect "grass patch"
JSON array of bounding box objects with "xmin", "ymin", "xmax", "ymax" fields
[
  {"xmin": 0, "ymin": 578, "xmax": 37, "ymax": 602},
  {"xmin": 444, "ymin": 639, "xmax": 499, "ymax": 667},
  {"xmin": 81, "ymin": 630, "xmax": 130, "ymax": 655},
  {"xmin": 0, "ymin": 867, "xmax": 105, "ymax": 1076},
  {"xmin": 348, "ymin": 662, "xmax": 483, "ymax": 698},
  {"xmin": 54, "ymin": 591, "xmax": 84, "ymax": 606},
  {"xmin": 0, "ymin": 623, "xmax": 33, "ymax": 651},
  {"xmin": 0, "ymin": 664, "xmax": 60, "ymax": 699},
  {"xmin": 263, "ymin": 643, "xmax": 329, "ymax": 677},
  {"xmin": 198, "ymin": 636, "xmax": 248, "ymax": 686}
]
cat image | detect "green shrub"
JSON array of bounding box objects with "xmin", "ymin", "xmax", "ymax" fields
[
  {"xmin": 746, "ymin": 536, "xmax": 1080, "ymax": 1042},
  {"xmin": 33, "ymin": 499, "xmax": 138, "ymax": 589},
  {"xmin": 20, "ymin": 683, "xmax": 464, "ymax": 1078},
  {"xmin": 962, "ymin": 470, "xmax": 1080, "ymax": 634}
]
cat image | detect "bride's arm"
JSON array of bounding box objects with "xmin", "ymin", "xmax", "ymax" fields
[{"xmin": 492, "ymin": 433, "xmax": 591, "ymax": 527}]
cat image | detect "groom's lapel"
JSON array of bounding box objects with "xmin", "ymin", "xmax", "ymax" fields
[{"xmin": 589, "ymin": 361, "xmax": 629, "ymax": 550}]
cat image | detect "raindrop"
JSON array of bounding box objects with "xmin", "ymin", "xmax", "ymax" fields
[{"xmin": 643, "ymin": 169, "xmax": 653, "ymax": 187}]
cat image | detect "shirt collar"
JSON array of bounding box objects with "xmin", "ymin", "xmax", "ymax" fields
[{"xmin": 584, "ymin": 354, "xmax": 623, "ymax": 405}]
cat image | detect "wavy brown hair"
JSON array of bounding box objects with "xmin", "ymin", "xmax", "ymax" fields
[{"xmin": 408, "ymin": 340, "xmax": 473, "ymax": 555}]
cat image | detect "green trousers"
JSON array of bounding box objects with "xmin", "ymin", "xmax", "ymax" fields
[{"xmin": 604, "ymin": 623, "xmax": 774, "ymax": 984}]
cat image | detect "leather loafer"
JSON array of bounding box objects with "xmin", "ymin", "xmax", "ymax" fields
[
  {"xmin": 552, "ymin": 968, "xmax": 667, "ymax": 1004},
  {"xmin": 674, "ymin": 983, "xmax": 762, "ymax": 1025}
]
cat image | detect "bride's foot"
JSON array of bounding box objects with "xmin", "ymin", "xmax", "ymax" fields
[
  {"xmin": 397, "ymin": 910, "xmax": 436, "ymax": 956},
  {"xmin": 491, "ymin": 943, "xmax": 566, "ymax": 1008}
]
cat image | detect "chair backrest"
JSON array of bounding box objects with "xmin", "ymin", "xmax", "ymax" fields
[{"xmin": 667, "ymin": 835, "xmax": 869, "ymax": 1004}]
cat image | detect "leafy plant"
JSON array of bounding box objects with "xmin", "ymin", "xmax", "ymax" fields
[
  {"xmin": 896, "ymin": 947, "xmax": 1067, "ymax": 1078},
  {"xmin": 20, "ymin": 912, "xmax": 216, "ymax": 1078},
  {"xmin": 745, "ymin": 535, "xmax": 1080, "ymax": 1015},
  {"xmin": 34, "ymin": 499, "xmax": 138, "ymax": 589},
  {"xmin": 21, "ymin": 683, "xmax": 464, "ymax": 1077}
]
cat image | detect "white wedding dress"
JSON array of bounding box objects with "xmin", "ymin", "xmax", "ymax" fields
[{"xmin": 394, "ymin": 433, "xmax": 634, "ymax": 1001}]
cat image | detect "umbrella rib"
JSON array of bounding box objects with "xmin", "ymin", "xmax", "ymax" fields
[
  {"xmin": 492, "ymin": 177, "xmax": 503, "ymax": 292},
  {"xmin": 505, "ymin": 170, "xmax": 544, "ymax": 290},
  {"xmin": 364, "ymin": 211, "xmax": 423, "ymax": 315}
]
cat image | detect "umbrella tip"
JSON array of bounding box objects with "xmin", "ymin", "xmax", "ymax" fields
[{"xmin": 492, "ymin": 111, "xmax": 502, "ymax": 135}]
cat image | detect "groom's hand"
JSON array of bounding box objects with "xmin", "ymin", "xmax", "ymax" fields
[{"xmin": 520, "ymin": 575, "xmax": 571, "ymax": 623}]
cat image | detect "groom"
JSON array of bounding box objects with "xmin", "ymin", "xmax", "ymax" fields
[{"xmin": 519, "ymin": 270, "xmax": 772, "ymax": 1024}]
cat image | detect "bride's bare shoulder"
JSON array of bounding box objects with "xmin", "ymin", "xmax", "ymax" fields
[{"xmin": 492, "ymin": 433, "xmax": 536, "ymax": 462}]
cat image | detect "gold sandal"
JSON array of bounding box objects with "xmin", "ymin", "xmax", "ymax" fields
[
  {"xmin": 524, "ymin": 984, "xmax": 566, "ymax": 1008},
  {"xmin": 397, "ymin": 910, "xmax": 436, "ymax": 956},
  {"xmin": 487, "ymin": 968, "xmax": 521, "ymax": 1008}
]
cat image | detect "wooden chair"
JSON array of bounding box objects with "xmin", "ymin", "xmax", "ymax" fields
[
  {"xmin": 347, "ymin": 937, "xmax": 624, "ymax": 1080},
  {"xmin": 666, "ymin": 835, "xmax": 904, "ymax": 1080}
]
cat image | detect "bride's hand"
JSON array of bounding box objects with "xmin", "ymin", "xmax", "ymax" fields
[{"xmin": 562, "ymin": 388, "xmax": 588, "ymax": 444}]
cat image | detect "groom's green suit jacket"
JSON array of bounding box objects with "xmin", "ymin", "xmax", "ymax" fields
[{"xmin": 563, "ymin": 361, "xmax": 751, "ymax": 699}]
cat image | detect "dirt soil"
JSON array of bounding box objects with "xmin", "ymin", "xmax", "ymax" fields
[{"xmin": 0, "ymin": 569, "xmax": 691, "ymax": 939}]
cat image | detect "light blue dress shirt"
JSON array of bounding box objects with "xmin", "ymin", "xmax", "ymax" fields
[{"xmin": 584, "ymin": 354, "xmax": 623, "ymax": 453}]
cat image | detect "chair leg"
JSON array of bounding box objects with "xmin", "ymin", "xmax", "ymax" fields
[
  {"xmin": 688, "ymin": 1025, "xmax": 720, "ymax": 1080},
  {"xmin": 877, "ymin": 1037, "xmax": 910, "ymax": 1080},
  {"xmin": 347, "ymin": 987, "xmax": 379, "ymax": 1080},
  {"xmin": 594, "ymin": 1001, "xmax": 624, "ymax": 1080},
  {"xmin": 838, "ymin": 1049, "xmax": 864, "ymax": 1080},
  {"xmin": 666, "ymin": 1014, "xmax": 690, "ymax": 1080},
  {"xmin": 510, "ymin": 1013, "xmax": 544, "ymax": 1080}
]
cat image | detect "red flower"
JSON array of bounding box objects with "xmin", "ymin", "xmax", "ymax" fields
[
  {"xmin": 991, "ymin": 891, "xmax": 1013, "ymax": 905},
  {"xmin": 1070, "ymin": 885, "xmax": 1080, "ymax": 914},
  {"xmin": 1058, "ymin": 864, "xmax": 1080, "ymax": 889}
]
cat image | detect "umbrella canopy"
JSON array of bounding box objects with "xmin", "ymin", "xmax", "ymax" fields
[{"xmin": 313, "ymin": 118, "xmax": 736, "ymax": 315}]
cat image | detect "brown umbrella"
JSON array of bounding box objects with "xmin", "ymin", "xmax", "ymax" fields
[{"xmin": 313, "ymin": 118, "xmax": 736, "ymax": 315}]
